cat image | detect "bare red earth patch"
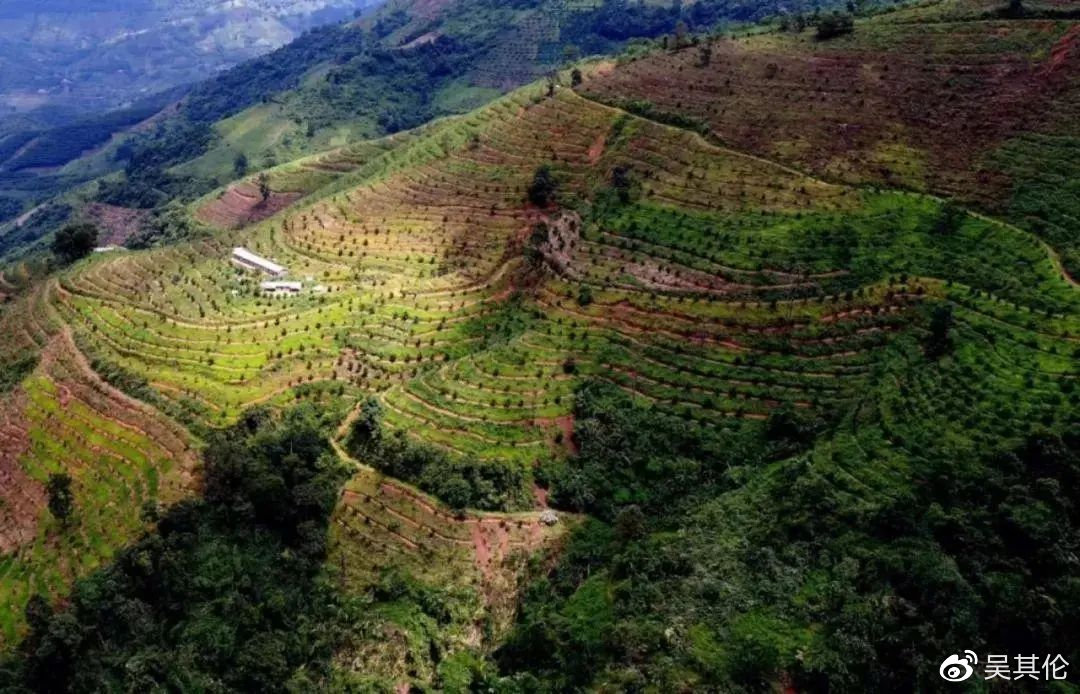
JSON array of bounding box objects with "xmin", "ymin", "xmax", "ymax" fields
[
  {"xmin": 0, "ymin": 389, "xmax": 42, "ymax": 555},
  {"xmin": 1044, "ymin": 24, "xmax": 1080, "ymax": 75},
  {"xmin": 532, "ymin": 483, "xmax": 550, "ymax": 509},
  {"xmin": 532, "ymin": 413, "xmax": 577, "ymax": 455},
  {"xmin": 195, "ymin": 183, "xmax": 302, "ymax": 230},
  {"xmin": 581, "ymin": 19, "xmax": 1080, "ymax": 207},
  {"xmin": 587, "ymin": 133, "xmax": 607, "ymax": 164},
  {"xmin": 82, "ymin": 203, "xmax": 149, "ymax": 246}
]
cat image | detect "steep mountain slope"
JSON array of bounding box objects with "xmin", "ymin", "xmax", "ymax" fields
[
  {"xmin": 581, "ymin": 2, "xmax": 1080, "ymax": 272},
  {"xmin": 0, "ymin": 0, "xmax": 876, "ymax": 261},
  {"xmin": 0, "ymin": 1, "xmax": 1077, "ymax": 690}
]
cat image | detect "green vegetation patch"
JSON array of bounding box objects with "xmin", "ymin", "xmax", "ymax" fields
[
  {"xmin": 0, "ymin": 405, "xmax": 348, "ymax": 690},
  {"xmin": 0, "ymin": 354, "xmax": 37, "ymax": 394},
  {"xmin": 347, "ymin": 398, "xmax": 531, "ymax": 511},
  {"xmin": 992, "ymin": 133, "xmax": 1080, "ymax": 279}
]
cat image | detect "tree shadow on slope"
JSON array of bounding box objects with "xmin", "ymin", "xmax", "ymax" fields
[{"xmin": 0, "ymin": 404, "xmax": 350, "ymax": 692}]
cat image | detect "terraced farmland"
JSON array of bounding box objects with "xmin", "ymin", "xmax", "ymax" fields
[
  {"xmin": 0, "ymin": 11, "xmax": 1078, "ymax": 683},
  {"xmin": 0, "ymin": 285, "xmax": 196, "ymax": 642},
  {"xmin": 53, "ymin": 88, "xmax": 882, "ymax": 458},
  {"xmin": 327, "ymin": 455, "xmax": 565, "ymax": 684},
  {"xmin": 581, "ymin": 9, "xmax": 1080, "ymax": 273},
  {"xmin": 194, "ymin": 128, "xmax": 425, "ymax": 230}
]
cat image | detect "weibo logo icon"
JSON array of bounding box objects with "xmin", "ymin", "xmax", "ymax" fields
[{"xmin": 940, "ymin": 651, "xmax": 978, "ymax": 682}]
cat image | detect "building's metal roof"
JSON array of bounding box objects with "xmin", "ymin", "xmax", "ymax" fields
[{"xmin": 232, "ymin": 247, "xmax": 285, "ymax": 275}]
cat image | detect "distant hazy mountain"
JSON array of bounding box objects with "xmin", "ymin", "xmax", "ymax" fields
[{"xmin": 0, "ymin": 0, "xmax": 382, "ymax": 125}]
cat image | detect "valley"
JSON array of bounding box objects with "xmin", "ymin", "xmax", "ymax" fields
[{"xmin": 0, "ymin": 0, "xmax": 379, "ymax": 122}]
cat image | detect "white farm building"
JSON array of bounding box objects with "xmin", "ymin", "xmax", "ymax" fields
[
  {"xmin": 232, "ymin": 247, "xmax": 286, "ymax": 276},
  {"xmin": 260, "ymin": 281, "xmax": 302, "ymax": 295}
]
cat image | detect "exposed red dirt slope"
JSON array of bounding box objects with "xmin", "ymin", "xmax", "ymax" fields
[
  {"xmin": 83, "ymin": 203, "xmax": 149, "ymax": 246},
  {"xmin": 581, "ymin": 19, "xmax": 1080, "ymax": 206},
  {"xmin": 195, "ymin": 182, "xmax": 301, "ymax": 230},
  {"xmin": 0, "ymin": 389, "xmax": 41, "ymax": 554}
]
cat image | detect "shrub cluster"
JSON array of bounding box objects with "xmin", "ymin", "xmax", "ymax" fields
[
  {"xmin": 1, "ymin": 405, "xmax": 349, "ymax": 692},
  {"xmin": 347, "ymin": 398, "xmax": 527, "ymax": 511}
]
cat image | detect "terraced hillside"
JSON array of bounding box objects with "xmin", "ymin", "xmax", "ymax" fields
[
  {"xmin": 194, "ymin": 127, "xmax": 426, "ymax": 230},
  {"xmin": 66, "ymin": 89, "xmax": 866, "ymax": 449},
  {"xmin": 327, "ymin": 459, "xmax": 564, "ymax": 684},
  {"xmin": 4, "ymin": 63, "xmax": 1079, "ymax": 640},
  {"xmin": 0, "ymin": 0, "xmax": 889, "ymax": 260},
  {"xmin": 0, "ymin": 3, "xmax": 1078, "ymax": 688},
  {"xmin": 580, "ymin": 3, "xmax": 1080, "ymax": 273},
  {"xmin": 0, "ymin": 284, "xmax": 196, "ymax": 642}
]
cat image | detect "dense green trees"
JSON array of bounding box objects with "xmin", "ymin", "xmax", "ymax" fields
[
  {"xmin": 0, "ymin": 197, "xmax": 22, "ymax": 224},
  {"xmin": 1, "ymin": 405, "xmax": 349, "ymax": 691},
  {"xmin": 527, "ymin": 165, "xmax": 559, "ymax": 208},
  {"xmin": 816, "ymin": 13, "xmax": 854, "ymax": 40},
  {"xmin": 347, "ymin": 398, "xmax": 527, "ymax": 511},
  {"xmin": 124, "ymin": 202, "xmax": 205, "ymax": 251},
  {"xmin": 933, "ymin": 201, "xmax": 966, "ymax": 236},
  {"xmin": 4, "ymin": 97, "xmax": 175, "ymax": 172},
  {"xmin": 0, "ymin": 355, "xmax": 37, "ymax": 394},
  {"xmin": 100, "ymin": 120, "xmax": 217, "ymax": 210},
  {"xmin": 45, "ymin": 474, "xmax": 74, "ymax": 525},
  {"xmin": 546, "ymin": 381, "xmax": 743, "ymax": 519},
  {"xmin": 182, "ymin": 24, "xmax": 364, "ymax": 125},
  {"xmin": 233, "ymin": 152, "xmax": 249, "ymax": 177},
  {"xmin": 497, "ymin": 371, "xmax": 1080, "ymax": 691},
  {"xmin": 50, "ymin": 223, "xmax": 97, "ymax": 264},
  {"xmin": 925, "ymin": 303, "xmax": 954, "ymax": 359}
]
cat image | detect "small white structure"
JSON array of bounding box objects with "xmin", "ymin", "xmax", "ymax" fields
[
  {"xmin": 93, "ymin": 245, "xmax": 121, "ymax": 253},
  {"xmin": 232, "ymin": 247, "xmax": 286, "ymax": 276},
  {"xmin": 260, "ymin": 280, "xmax": 302, "ymax": 295}
]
